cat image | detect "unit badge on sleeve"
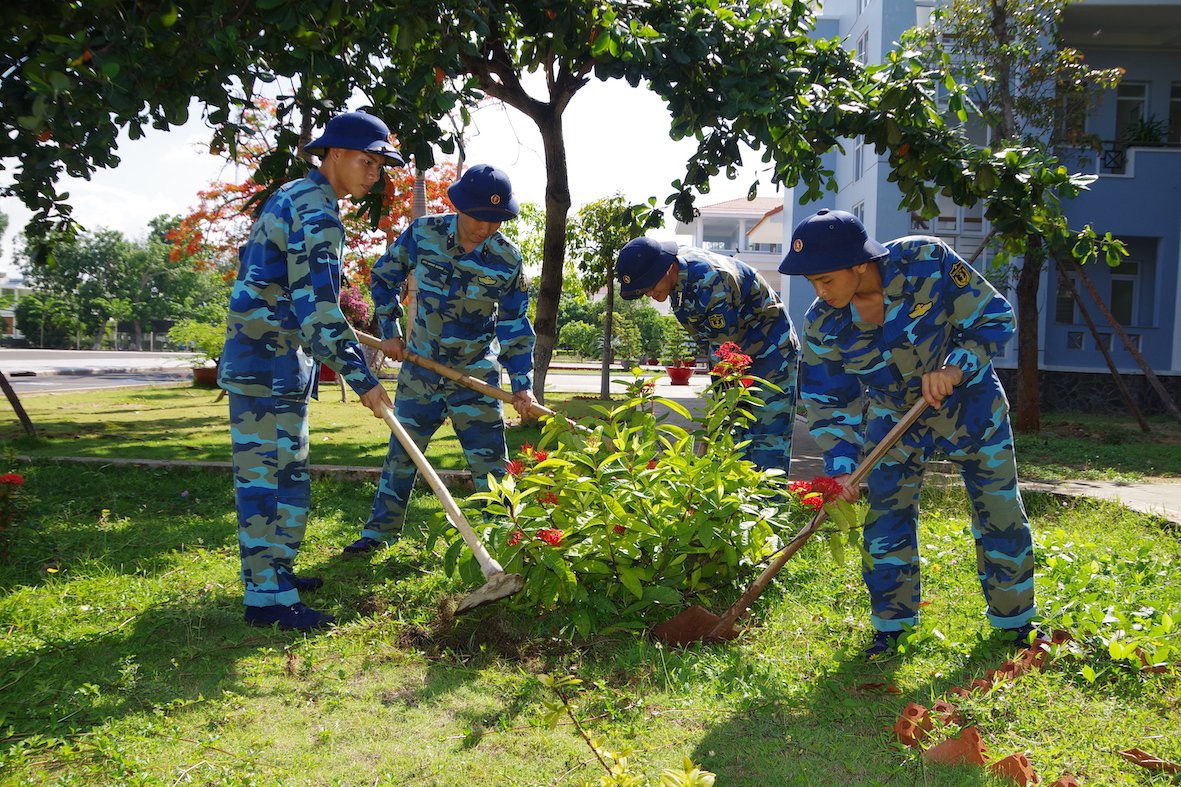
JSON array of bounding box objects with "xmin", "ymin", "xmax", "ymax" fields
[
  {"xmin": 950, "ymin": 261, "xmax": 971, "ymax": 288},
  {"xmin": 708, "ymin": 313, "xmax": 725, "ymax": 330}
]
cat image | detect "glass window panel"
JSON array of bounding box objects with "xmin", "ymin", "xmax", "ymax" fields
[{"xmin": 1111, "ymin": 279, "xmax": 1135, "ymax": 325}]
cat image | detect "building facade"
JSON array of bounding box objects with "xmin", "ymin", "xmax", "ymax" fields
[{"xmin": 761, "ymin": 0, "xmax": 1181, "ymax": 409}]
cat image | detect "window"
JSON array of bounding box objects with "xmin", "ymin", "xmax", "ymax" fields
[
  {"xmin": 1055, "ymin": 274, "xmax": 1078, "ymax": 324},
  {"xmin": 852, "ymin": 201, "xmax": 865, "ymax": 224},
  {"xmin": 1169, "ymin": 83, "xmax": 1181, "ymax": 144},
  {"xmin": 856, "ymin": 30, "xmax": 870, "ymax": 65},
  {"xmin": 1115, "ymin": 83, "xmax": 1148, "ymax": 143},
  {"xmin": 1067, "ymin": 331, "xmax": 1084, "ymax": 350},
  {"xmin": 853, "ymin": 138, "xmax": 865, "ymax": 181},
  {"xmin": 1110, "ymin": 260, "xmax": 1140, "ymax": 326},
  {"xmin": 701, "ymin": 219, "xmax": 739, "ymax": 254}
]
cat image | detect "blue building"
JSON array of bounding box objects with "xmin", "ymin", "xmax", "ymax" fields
[{"xmin": 770, "ymin": 0, "xmax": 1181, "ymax": 410}]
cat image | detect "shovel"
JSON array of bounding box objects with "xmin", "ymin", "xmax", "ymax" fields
[
  {"xmin": 652, "ymin": 397, "xmax": 929, "ymax": 646},
  {"xmin": 355, "ymin": 330, "xmax": 578, "ymax": 429}
]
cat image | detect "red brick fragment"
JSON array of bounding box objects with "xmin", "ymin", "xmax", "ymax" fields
[
  {"xmin": 893, "ymin": 702, "xmax": 933, "ymax": 747},
  {"xmin": 923, "ymin": 726, "xmax": 988, "ymax": 767},
  {"xmin": 989, "ymin": 752, "xmax": 1040, "ymax": 785},
  {"xmin": 1047, "ymin": 776, "xmax": 1079, "ymax": 787}
]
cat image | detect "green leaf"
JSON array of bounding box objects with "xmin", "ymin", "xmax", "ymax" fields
[{"xmin": 619, "ymin": 566, "xmax": 644, "ymax": 600}]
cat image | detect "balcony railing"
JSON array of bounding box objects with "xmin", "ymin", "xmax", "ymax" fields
[{"xmin": 1062, "ymin": 140, "xmax": 1181, "ymax": 176}]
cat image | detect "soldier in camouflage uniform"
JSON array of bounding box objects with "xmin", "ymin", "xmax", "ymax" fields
[
  {"xmin": 344, "ymin": 164, "xmax": 537, "ymax": 554},
  {"xmin": 219, "ymin": 111, "xmax": 400, "ymax": 631},
  {"xmin": 614, "ymin": 237, "xmax": 799, "ymax": 474},
  {"xmin": 779, "ymin": 209, "xmax": 1037, "ymax": 655}
]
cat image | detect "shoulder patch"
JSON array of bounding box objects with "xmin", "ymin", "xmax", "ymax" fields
[
  {"xmin": 518, "ymin": 272, "xmax": 529, "ymax": 292},
  {"xmin": 949, "ymin": 260, "xmax": 971, "ymax": 288},
  {"xmin": 708, "ymin": 313, "xmax": 725, "ymax": 330}
]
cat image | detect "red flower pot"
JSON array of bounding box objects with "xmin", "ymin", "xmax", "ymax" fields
[
  {"xmin": 666, "ymin": 365, "xmax": 694, "ymax": 385},
  {"xmin": 192, "ymin": 366, "xmax": 219, "ymax": 388},
  {"xmin": 318, "ymin": 364, "xmax": 337, "ymax": 382}
]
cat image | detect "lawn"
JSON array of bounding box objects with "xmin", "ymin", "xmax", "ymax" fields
[
  {"xmin": 0, "ymin": 467, "xmax": 1178, "ymax": 783},
  {"xmin": 0, "ymin": 383, "xmax": 611, "ymax": 471},
  {"xmin": 1, "ymin": 384, "xmax": 1179, "ymax": 785}
]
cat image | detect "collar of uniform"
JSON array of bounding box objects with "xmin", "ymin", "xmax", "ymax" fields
[
  {"xmin": 670, "ymin": 259, "xmax": 688, "ymax": 308},
  {"xmin": 307, "ymin": 169, "xmax": 340, "ymax": 212}
]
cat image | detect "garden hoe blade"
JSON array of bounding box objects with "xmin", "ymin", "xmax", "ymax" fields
[
  {"xmin": 652, "ymin": 398, "xmax": 929, "ymax": 646},
  {"xmin": 375, "ymin": 401, "xmax": 524, "ymax": 615}
]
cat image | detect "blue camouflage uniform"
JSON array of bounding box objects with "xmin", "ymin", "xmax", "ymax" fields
[
  {"xmin": 361, "ymin": 213, "xmax": 535, "ymax": 540},
  {"xmin": 800, "ymin": 236, "xmax": 1036, "ymax": 633},
  {"xmin": 219, "ymin": 169, "xmax": 382, "ymax": 608},
  {"xmin": 671, "ymin": 248, "xmax": 799, "ymax": 473}
]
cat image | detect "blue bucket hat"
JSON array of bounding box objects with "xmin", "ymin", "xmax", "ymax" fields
[
  {"xmin": 304, "ymin": 111, "xmax": 404, "ymax": 166},
  {"xmin": 616, "ymin": 237, "xmax": 679, "ymax": 300},
  {"xmin": 778, "ymin": 209, "xmax": 888, "ymax": 276},
  {"xmin": 448, "ymin": 165, "xmax": 519, "ymax": 221}
]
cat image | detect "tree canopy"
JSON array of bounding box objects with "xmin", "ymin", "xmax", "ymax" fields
[{"xmin": 3, "ymin": 0, "xmax": 1119, "ymax": 396}]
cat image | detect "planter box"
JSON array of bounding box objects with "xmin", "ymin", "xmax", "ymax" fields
[{"xmin": 318, "ymin": 364, "xmax": 337, "ymax": 382}]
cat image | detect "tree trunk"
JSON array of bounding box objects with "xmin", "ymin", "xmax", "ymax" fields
[
  {"xmin": 130, "ymin": 320, "xmax": 143, "ymax": 351},
  {"xmin": 532, "ymin": 110, "xmax": 572, "ymax": 407},
  {"xmin": 0, "ymin": 371, "xmax": 36, "ymax": 436},
  {"xmin": 1062, "ymin": 255, "xmax": 1181, "ymax": 424},
  {"xmin": 600, "ymin": 260, "xmax": 615, "ymax": 400},
  {"xmin": 1055, "ymin": 262, "xmax": 1151, "ymax": 432},
  {"xmin": 1013, "ymin": 235, "xmax": 1043, "ymax": 433}
]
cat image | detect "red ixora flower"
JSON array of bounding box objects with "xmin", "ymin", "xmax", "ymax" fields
[
  {"xmin": 533, "ymin": 449, "xmax": 549, "ymax": 462},
  {"xmin": 507, "ymin": 530, "xmax": 523, "ymax": 546},
  {"xmin": 613, "ymin": 524, "xmax": 626, "ymax": 535},
  {"xmin": 506, "ymin": 459, "xmax": 526, "ymax": 477},
  {"xmin": 809, "ymin": 475, "xmax": 844, "ymax": 503},
  {"xmin": 0, "ymin": 474, "xmax": 24, "ymax": 486},
  {"xmin": 647, "ymin": 459, "xmax": 657, "ymax": 470},
  {"xmin": 717, "ymin": 341, "xmax": 742, "ymax": 358},
  {"xmin": 539, "ymin": 491, "xmax": 560, "ymax": 506},
  {"xmin": 537, "ymin": 528, "xmax": 563, "ymax": 547},
  {"xmin": 800, "ymin": 494, "xmax": 825, "ymax": 511},
  {"xmin": 520, "ymin": 443, "xmax": 535, "ymax": 457}
]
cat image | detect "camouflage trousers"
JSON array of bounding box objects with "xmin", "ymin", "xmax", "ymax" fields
[
  {"xmin": 740, "ymin": 360, "xmax": 799, "ymax": 474},
  {"xmin": 228, "ymin": 394, "xmax": 311, "ymax": 608},
  {"xmin": 362, "ymin": 374, "xmax": 507, "ymax": 540},
  {"xmin": 861, "ymin": 381, "xmax": 1036, "ymax": 632}
]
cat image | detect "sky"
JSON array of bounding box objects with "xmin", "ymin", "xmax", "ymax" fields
[{"xmin": 0, "ymin": 77, "xmax": 777, "ymax": 272}]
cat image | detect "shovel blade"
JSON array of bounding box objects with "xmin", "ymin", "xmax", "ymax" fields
[
  {"xmin": 455, "ymin": 572, "xmax": 525, "ymax": 615},
  {"xmin": 651, "ymin": 605, "xmax": 739, "ymax": 646}
]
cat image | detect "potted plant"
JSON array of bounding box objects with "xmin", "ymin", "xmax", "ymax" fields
[
  {"xmin": 662, "ymin": 323, "xmax": 698, "ymax": 385},
  {"xmin": 167, "ymin": 318, "xmax": 225, "ymax": 387}
]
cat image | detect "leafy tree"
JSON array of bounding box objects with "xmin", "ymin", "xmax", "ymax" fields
[
  {"xmin": 2, "ymin": 0, "xmax": 1123, "ymax": 408},
  {"xmin": 14, "ymin": 291, "xmax": 81, "ymax": 348},
  {"xmin": 625, "ymin": 303, "xmax": 670, "ymax": 362},
  {"xmin": 568, "ymin": 194, "xmax": 646, "ymax": 397},
  {"xmin": 906, "ymin": 0, "xmax": 1126, "ymax": 432}
]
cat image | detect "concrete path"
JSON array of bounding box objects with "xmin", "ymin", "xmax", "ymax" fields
[{"xmin": 5, "ymin": 351, "xmax": 1179, "ymax": 525}]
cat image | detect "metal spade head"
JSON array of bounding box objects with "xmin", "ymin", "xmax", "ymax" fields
[{"xmin": 455, "ymin": 572, "xmax": 526, "ymax": 615}]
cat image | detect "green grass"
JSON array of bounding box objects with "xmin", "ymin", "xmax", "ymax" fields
[
  {"xmin": 0, "ymin": 383, "xmax": 613, "ymax": 470},
  {"xmin": 1015, "ymin": 412, "xmax": 1181, "ymax": 480},
  {"xmin": 1, "ymin": 460, "xmax": 1179, "ymax": 785}
]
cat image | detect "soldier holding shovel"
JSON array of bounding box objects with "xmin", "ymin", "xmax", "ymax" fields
[
  {"xmin": 779, "ymin": 209, "xmax": 1037, "ymax": 656},
  {"xmin": 614, "ymin": 237, "xmax": 800, "ymax": 475},
  {"xmin": 343, "ymin": 164, "xmax": 537, "ymax": 556},
  {"xmin": 219, "ymin": 111, "xmax": 401, "ymax": 631}
]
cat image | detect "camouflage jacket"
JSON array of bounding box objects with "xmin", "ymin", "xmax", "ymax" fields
[
  {"xmin": 670, "ymin": 247, "xmax": 798, "ymax": 378},
  {"xmin": 218, "ymin": 170, "xmax": 380, "ymax": 401},
  {"xmin": 800, "ymin": 236, "xmax": 1015, "ymax": 475},
  {"xmin": 372, "ymin": 214, "xmax": 535, "ymax": 392}
]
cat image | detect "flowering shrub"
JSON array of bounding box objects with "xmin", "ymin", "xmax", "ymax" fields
[{"xmin": 432, "ymin": 351, "xmax": 862, "ymax": 638}]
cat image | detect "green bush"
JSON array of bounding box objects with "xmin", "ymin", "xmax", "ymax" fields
[{"xmin": 434, "ymin": 366, "xmax": 857, "ymax": 637}]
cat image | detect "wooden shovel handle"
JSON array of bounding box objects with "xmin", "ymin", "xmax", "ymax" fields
[
  {"xmin": 354, "ymin": 329, "xmax": 569, "ymax": 425},
  {"xmin": 705, "ymin": 397, "xmax": 930, "ymax": 641}
]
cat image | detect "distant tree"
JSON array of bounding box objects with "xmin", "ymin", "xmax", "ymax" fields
[
  {"xmin": 14, "ymin": 291, "xmax": 81, "ymax": 348},
  {"xmin": 559, "ymin": 321, "xmax": 600, "ymax": 360}
]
